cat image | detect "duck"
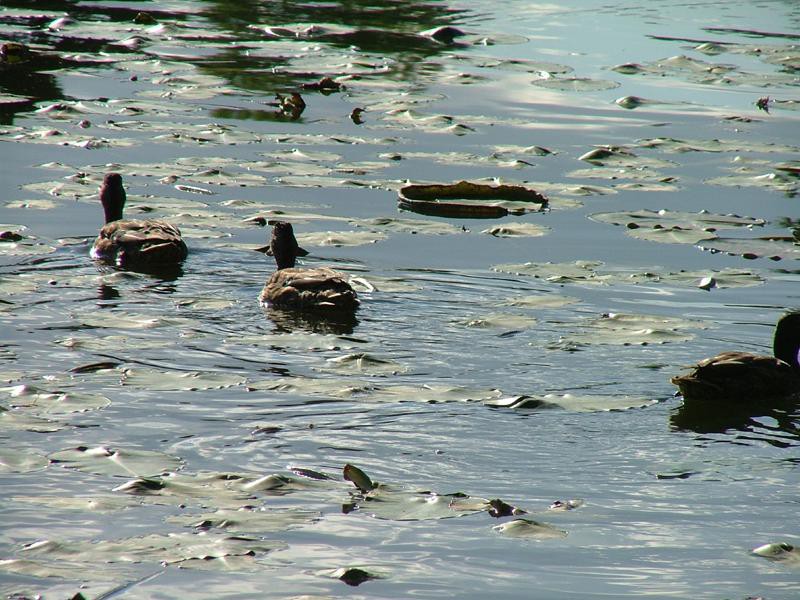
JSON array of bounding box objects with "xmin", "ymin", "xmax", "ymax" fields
[
  {"xmin": 90, "ymin": 173, "xmax": 188, "ymax": 268},
  {"xmin": 671, "ymin": 311, "xmax": 800, "ymax": 402},
  {"xmin": 259, "ymin": 221, "xmax": 359, "ymax": 312}
]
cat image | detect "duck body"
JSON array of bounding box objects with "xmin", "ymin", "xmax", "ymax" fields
[
  {"xmin": 90, "ymin": 173, "xmax": 187, "ymax": 269},
  {"xmin": 671, "ymin": 312, "xmax": 800, "ymax": 402},
  {"xmin": 260, "ymin": 221, "xmax": 358, "ymax": 312}
]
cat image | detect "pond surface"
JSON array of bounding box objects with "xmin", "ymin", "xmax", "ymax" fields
[{"xmin": 1, "ymin": 0, "xmax": 800, "ymax": 598}]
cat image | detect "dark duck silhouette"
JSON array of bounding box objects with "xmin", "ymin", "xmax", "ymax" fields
[
  {"xmin": 91, "ymin": 173, "xmax": 188, "ymax": 268},
  {"xmin": 259, "ymin": 221, "xmax": 359, "ymax": 312},
  {"xmin": 671, "ymin": 312, "xmax": 800, "ymax": 402}
]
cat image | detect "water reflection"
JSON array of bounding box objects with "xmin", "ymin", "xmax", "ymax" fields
[
  {"xmin": 671, "ymin": 398, "xmax": 800, "ymax": 447},
  {"xmin": 265, "ymin": 306, "xmax": 358, "ymax": 335}
]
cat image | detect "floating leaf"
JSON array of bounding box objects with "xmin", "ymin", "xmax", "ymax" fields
[
  {"xmin": 318, "ymin": 353, "xmax": 405, "ymax": 376},
  {"xmin": 11, "ymin": 495, "xmax": 136, "ymax": 513},
  {"xmin": 532, "ymin": 77, "xmax": 619, "ymax": 91},
  {"xmin": 297, "ymin": 230, "xmax": 387, "ymax": 247},
  {"xmin": 752, "ymin": 542, "xmax": 800, "ymax": 566},
  {"xmin": 454, "ymin": 313, "xmax": 537, "ymax": 330},
  {"xmin": 556, "ymin": 313, "xmax": 708, "ymax": 347},
  {"xmin": 399, "ymin": 181, "xmax": 548, "ymax": 218},
  {"xmin": 356, "ymin": 488, "xmax": 487, "ymax": 521},
  {"xmin": 0, "ymin": 447, "xmax": 49, "ymax": 473},
  {"xmin": 485, "ymin": 394, "xmax": 657, "ymax": 412},
  {"xmin": 167, "ymin": 507, "xmax": 319, "ymax": 533},
  {"xmin": 493, "ymin": 519, "xmax": 567, "ymax": 539},
  {"xmin": 502, "ymin": 294, "xmax": 579, "ymax": 309},
  {"xmin": 590, "ymin": 209, "xmax": 764, "ymax": 230},
  {"xmin": 3, "ymin": 384, "xmax": 111, "ymax": 415},
  {"xmin": 350, "ymin": 217, "xmax": 463, "ymax": 235},
  {"xmin": 344, "ymin": 463, "xmax": 375, "ymax": 492},
  {"xmin": 121, "ymin": 368, "xmax": 245, "ymax": 391},
  {"xmin": 481, "ymin": 223, "xmax": 549, "ymax": 237},
  {"xmin": 48, "ymin": 446, "xmax": 182, "ymax": 477},
  {"xmin": 698, "ymin": 236, "xmax": 800, "ymax": 261},
  {"xmin": 21, "ymin": 532, "xmax": 285, "ymax": 569},
  {"xmin": 493, "ymin": 260, "xmax": 610, "ymax": 284},
  {"xmin": 578, "ymin": 146, "xmax": 675, "ymax": 169}
]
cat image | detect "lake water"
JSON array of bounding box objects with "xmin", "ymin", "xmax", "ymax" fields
[{"xmin": 1, "ymin": 0, "xmax": 799, "ymax": 598}]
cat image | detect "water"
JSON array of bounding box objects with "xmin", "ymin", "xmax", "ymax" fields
[{"xmin": 1, "ymin": 0, "xmax": 799, "ymax": 598}]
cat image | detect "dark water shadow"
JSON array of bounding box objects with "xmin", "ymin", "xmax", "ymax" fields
[
  {"xmin": 670, "ymin": 397, "xmax": 800, "ymax": 447},
  {"xmin": 265, "ymin": 306, "xmax": 359, "ymax": 335}
]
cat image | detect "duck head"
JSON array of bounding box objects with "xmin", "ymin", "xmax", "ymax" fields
[
  {"xmin": 100, "ymin": 172, "xmax": 126, "ymax": 223},
  {"xmin": 269, "ymin": 221, "xmax": 308, "ymax": 270},
  {"xmin": 774, "ymin": 311, "xmax": 800, "ymax": 369}
]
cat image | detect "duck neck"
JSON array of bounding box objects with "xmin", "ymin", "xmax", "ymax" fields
[
  {"xmin": 773, "ymin": 312, "xmax": 800, "ymax": 369},
  {"xmin": 101, "ymin": 180, "xmax": 125, "ymax": 223}
]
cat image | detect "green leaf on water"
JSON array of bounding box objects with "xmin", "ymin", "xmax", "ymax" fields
[
  {"xmin": 0, "ymin": 447, "xmax": 49, "ymax": 473},
  {"xmin": 2, "ymin": 384, "xmax": 111, "ymax": 415},
  {"xmin": 485, "ymin": 394, "xmax": 657, "ymax": 412},
  {"xmin": 121, "ymin": 368, "xmax": 245, "ymax": 391},
  {"xmin": 698, "ymin": 236, "xmax": 800, "ymax": 261},
  {"xmin": 493, "ymin": 518, "xmax": 567, "ymax": 539},
  {"xmin": 297, "ymin": 230, "xmax": 388, "ymax": 247},
  {"xmin": 317, "ymin": 353, "xmax": 406, "ymax": 376},
  {"xmin": 48, "ymin": 445, "xmax": 182, "ymax": 477},
  {"xmin": 167, "ymin": 507, "xmax": 319, "ymax": 533},
  {"xmin": 502, "ymin": 294, "xmax": 579, "ymax": 309},
  {"xmin": 454, "ymin": 312, "xmax": 538, "ymax": 330},
  {"xmin": 482, "ymin": 223, "xmax": 549, "ymax": 237},
  {"xmin": 350, "ymin": 217, "xmax": 464, "ymax": 235},
  {"xmin": 532, "ymin": 77, "xmax": 619, "ymax": 91},
  {"xmin": 555, "ymin": 312, "xmax": 708, "ymax": 347},
  {"xmin": 21, "ymin": 532, "xmax": 285, "ymax": 569}
]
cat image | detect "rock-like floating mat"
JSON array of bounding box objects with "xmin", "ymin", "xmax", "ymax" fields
[{"xmin": 398, "ymin": 181, "xmax": 548, "ymax": 218}]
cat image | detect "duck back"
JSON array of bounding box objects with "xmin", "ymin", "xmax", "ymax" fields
[
  {"xmin": 260, "ymin": 267, "xmax": 358, "ymax": 311},
  {"xmin": 92, "ymin": 219, "xmax": 188, "ymax": 268},
  {"xmin": 671, "ymin": 351, "xmax": 800, "ymax": 402}
]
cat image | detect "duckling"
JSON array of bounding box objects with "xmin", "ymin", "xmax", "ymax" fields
[
  {"xmin": 259, "ymin": 221, "xmax": 358, "ymax": 312},
  {"xmin": 671, "ymin": 311, "xmax": 800, "ymax": 402},
  {"xmin": 90, "ymin": 173, "xmax": 188, "ymax": 268}
]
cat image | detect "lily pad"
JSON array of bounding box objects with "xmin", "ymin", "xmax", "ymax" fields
[
  {"xmin": 121, "ymin": 368, "xmax": 245, "ymax": 391},
  {"xmin": 0, "ymin": 447, "xmax": 49, "ymax": 473},
  {"xmin": 493, "ymin": 519, "xmax": 567, "ymax": 539},
  {"xmin": 48, "ymin": 446, "xmax": 182, "ymax": 477},
  {"xmin": 454, "ymin": 313, "xmax": 538, "ymax": 330},
  {"xmin": 752, "ymin": 542, "xmax": 800, "ymax": 566},
  {"xmin": 318, "ymin": 353, "xmax": 405, "ymax": 377},
  {"xmin": 698, "ymin": 236, "xmax": 800, "ymax": 261},
  {"xmin": 21, "ymin": 532, "xmax": 285, "ymax": 568},
  {"xmin": 532, "ymin": 77, "xmax": 619, "ymax": 91},
  {"xmin": 399, "ymin": 181, "xmax": 548, "ymax": 218},
  {"xmin": 167, "ymin": 507, "xmax": 319, "ymax": 533},
  {"xmin": 485, "ymin": 394, "xmax": 656, "ymax": 412},
  {"xmin": 3, "ymin": 384, "xmax": 111, "ymax": 415},
  {"xmin": 556, "ymin": 313, "xmax": 707, "ymax": 347},
  {"xmin": 482, "ymin": 223, "xmax": 549, "ymax": 237},
  {"xmin": 502, "ymin": 294, "xmax": 579, "ymax": 309},
  {"xmin": 297, "ymin": 230, "xmax": 387, "ymax": 247}
]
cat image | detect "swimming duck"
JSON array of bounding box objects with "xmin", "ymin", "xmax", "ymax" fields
[
  {"xmin": 91, "ymin": 173, "xmax": 188, "ymax": 268},
  {"xmin": 671, "ymin": 312, "xmax": 800, "ymax": 402},
  {"xmin": 259, "ymin": 221, "xmax": 359, "ymax": 312}
]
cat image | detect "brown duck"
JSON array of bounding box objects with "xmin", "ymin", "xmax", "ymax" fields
[
  {"xmin": 671, "ymin": 312, "xmax": 800, "ymax": 402},
  {"xmin": 91, "ymin": 173, "xmax": 188, "ymax": 268},
  {"xmin": 259, "ymin": 221, "xmax": 358, "ymax": 311}
]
